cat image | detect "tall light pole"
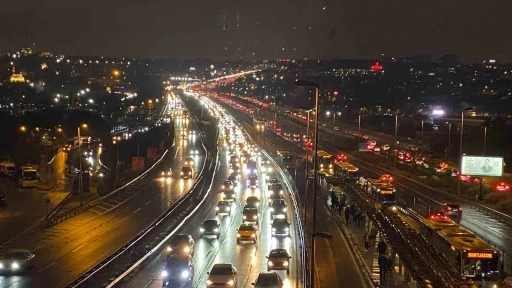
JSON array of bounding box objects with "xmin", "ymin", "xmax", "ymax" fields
[
  {"xmin": 306, "ymin": 110, "xmax": 311, "ymax": 139},
  {"xmin": 421, "ymin": 120, "xmax": 424, "ymax": 142},
  {"xmin": 448, "ymin": 122, "xmax": 452, "ymax": 155},
  {"xmin": 483, "ymin": 126, "xmax": 487, "ymax": 156},
  {"xmin": 295, "ymin": 80, "xmax": 323, "ymax": 288},
  {"xmin": 77, "ymin": 123, "xmax": 87, "ymax": 206},
  {"xmin": 458, "ymin": 107, "xmax": 474, "ymax": 200},
  {"xmin": 394, "ymin": 113, "xmax": 403, "ymax": 167},
  {"xmin": 358, "ymin": 113, "xmax": 361, "ymax": 135}
]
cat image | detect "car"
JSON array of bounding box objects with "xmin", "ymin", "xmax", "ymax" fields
[
  {"xmin": 161, "ymin": 254, "xmax": 194, "ymax": 287},
  {"xmin": 0, "ymin": 249, "xmax": 35, "ymax": 273},
  {"xmin": 266, "ymin": 249, "xmax": 291, "ymax": 274},
  {"xmin": 245, "ymin": 196, "xmax": 260, "ymax": 208},
  {"xmin": 267, "ymin": 177, "xmax": 279, "ymax": 188},
  {"xmin": 270, "ymin": 199, "xmax": 287, "ymax": 218},
  {"xmin": 184, "ymin": 157, "xmax": 194, "ymax": 166},
  {"xmin": 237, "ymin": 223, "xmax": 258, "ymax": 244},
  {"xmin": 271, "ymin": 218, "xmax": 290, "ymax": 237},
  {"xmin": 181, "ymin": 166, "xmax": 193, "ymax": 179},
  {"xmin": 228, "ymin": 174, "xmax": 238, "ymax": 185},
  {"xmin": 221, "ymin": 189, "xmax": 236, "ymax": 202},
  {"xmin": 443, "ymin": 203, "xmax": 462, "ymax": 221},
  {"xmin": 230, "ymin": 166, "xmax": 240, "ymax": 174},
  {"xmin": 252, "ymin": 272, "xmax": 284, "ymax": 287},
  {"xmin": 160, "ymin": 170, "xmax": 172, "ymax": 181},
  {"xmin": 382, "ymin": 144, "xmax": 390, "ymax": 151},
  {"xmin": 200, "ymin": 219, "xmax": 221, "ymax": 239},
  {"xmin": 222, "ymin": 180, "xmax": 234, "ymax": 190},
  {"xmin": 190, "ymin": 149, "xmax": 200, "ymax": 156},
  {"xmin": 216, "ymin": 200, "xmax": 232, "ymax": 215},
  {"xmin": 248, "ymin": 178, "xmax": 258, "ymax": 189},
  {"xmin": 268, "ymin": 185, "xmax": 284, "ymax": 199},
  {"xmin": 166, "ymin": 235, "xmax": 194, "ymax": 256},
  {"xmin": 333, "ymin": 126, "xmax": 339, "ymax": 131},
  {"xmin": 206, "ymin": 263, "xmax": 237, "ymax": 287},
  {"xmin": 243, "ymin": 207, "xmax": 259, "ymax": 224},
  {"xmin": 180, "ymin": 131, "xmax": 187, "ymax": 139}
]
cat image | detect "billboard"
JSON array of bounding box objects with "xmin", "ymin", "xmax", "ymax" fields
[{"xmin": 460, "ymin": 155, "xmax": 503, "ymax": 177}]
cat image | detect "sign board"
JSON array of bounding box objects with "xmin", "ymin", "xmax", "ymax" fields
[
  {"xmin": 147, "ymin": 147, "xmax": 158, "ymax": 159},
  {"xmin": 132, "ymin": 157, "xmax": 145, "ymax": 171},
  {"xmin": 460, "ymin": 155, "xmax": 503, "ymax": 177}
]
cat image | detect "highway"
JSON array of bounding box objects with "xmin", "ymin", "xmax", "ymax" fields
[
  {"xmin": 220, "ymin": 96, "xmax": 512, "ymax": 272},
  {"xmin": 0, "ymin": 104, "xmax": 205, "ymax": 287},
  {"xmin": 203, "ymin": 93, "xmax": 370, "ymax": 287},
  {"xmin": 125, "ymin": 93, "xmax": 303, "ymax": 288}
]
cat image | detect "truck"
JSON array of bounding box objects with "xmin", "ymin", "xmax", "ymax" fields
[{"xmin": 315, "ymin": 150, "xmax": 334, "ymax": 170}]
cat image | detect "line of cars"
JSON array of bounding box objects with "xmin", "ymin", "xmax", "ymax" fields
[{"xmin": 159, "ymin": 97, "xmax": 295, "ymax": 288}]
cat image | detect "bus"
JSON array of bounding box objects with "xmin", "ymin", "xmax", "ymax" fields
[
  {"xmin": 419, "ymin": 218, "xmax": 500, "ymax": 286},
  {"xmin": 359, "ymin": 178, "xmax": 396, "ymax": 210},
  {"xmin": 336, "ymin": 162, "xmax": 360, "ymax": 180},
  {"xmin": 316, "ymin": 150, "xmax": 333, "ymax": 170},
  {"xmin": 18, "ymin": 167, "xmax": 38, "ymax": 188}
]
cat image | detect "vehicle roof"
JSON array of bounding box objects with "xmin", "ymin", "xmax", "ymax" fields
[
  {"xmin": 239, "ymin": 224, "xmax": 256, "ymax": 230},
  {"xmin": 438, "ymin": 227, "xmax": 496, "ymax": 251},
  {"xmin": 203, "ymin": 219, "xmax": 218, "ymax": 225}
]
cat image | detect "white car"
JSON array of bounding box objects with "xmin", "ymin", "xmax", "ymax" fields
[
  {"xmin": 207, "ymin": 263, "xmax": 237, "ymax": 287},
  {"xmin": 333, "ymin": 127, "xmax": 339, "ymax": 131},
  {"xmin": 0, "ymin": 249, "xmax": 35, "ymax": 273},
  {"xmin": 382, "ymin": 144, "xmax": 390, "ymax": 151}
]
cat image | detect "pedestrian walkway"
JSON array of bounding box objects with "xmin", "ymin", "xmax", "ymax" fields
[{"xmin": 328, "ymin": 200, "xmax": 411, "ymax": 288}]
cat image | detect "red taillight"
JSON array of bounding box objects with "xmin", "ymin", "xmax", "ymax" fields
[{"xmin": 447, "ymin": 207, "xmax": 452, "ymax": 211}]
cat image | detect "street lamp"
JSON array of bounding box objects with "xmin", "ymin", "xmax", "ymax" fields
[
  {"xmin": 294, "ymin": 80, "xmax": 321, "ymax": 288},
  {"xmin": 483, "ymin": 125, "xmax": 488, "ymax": 156},
  {"xmin": 77, "ymin": 123, "xmax": 88, "ymax": 206},
  {"xmin": 421, "ymin": 120, "xmax": 424, "ymax": 142},
  {"xmin": 358, "ymin": 113, "xmax": 361, "ymax": 135},
  {"xmin": 458, "ymin": 107, "xmax": 474, "ymax": 200},
  {"xmin": 394, "ymin": 112, "xmax": 404, "ymax": 167}
]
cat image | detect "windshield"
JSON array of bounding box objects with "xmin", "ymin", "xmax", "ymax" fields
[
  {"xmin": 239, "ymin": 225, "xmax": 255, "ymax": 231},
  {"xmin": 269, "ymin": 250, "xmax": 289, "ymax": 258},
  {"xmin": 22, "ymin": 171, "xmax": 38, "ymax": 180},
  {"xmin": 203, "ymin": 220, "xmax": 218, "ymax": 227},
  {"xmin": 170, "ymin": 237, "xmax": 188, "ymax": 246},
  {"xmin": 210, "ymin": 266, "xmax": 233, "ymax": 275}
]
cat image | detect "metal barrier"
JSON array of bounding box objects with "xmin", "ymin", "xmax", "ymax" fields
[{"xmin": 66, "ymin": 100, "xmax": 210, "ymax": 287}]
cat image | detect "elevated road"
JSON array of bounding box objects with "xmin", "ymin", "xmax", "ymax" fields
[{"xmin": 0, "ymin": 106, "xmax": 205, "ymax": 287}]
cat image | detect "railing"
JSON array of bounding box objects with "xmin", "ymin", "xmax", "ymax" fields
[
  {"xmin": 42, "ymin": 147, "xmax": 171, "ymax": 228},
  {"xmin": 67, "ymin": 99, "xmax": 210, "ymax": 287}
]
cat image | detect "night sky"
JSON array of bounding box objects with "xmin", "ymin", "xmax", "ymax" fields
[{"xmin": 1, "ymin": 0, "xmax": 510, "ymax": 62}]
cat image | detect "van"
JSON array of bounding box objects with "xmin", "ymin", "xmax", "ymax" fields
[
  {"xmin": 0, "ymin": 162, "xmax": 16, "ymax": 177},
  {"xmin": 181, "ymin": 166, "xmax": 193, "ymax": 179}
]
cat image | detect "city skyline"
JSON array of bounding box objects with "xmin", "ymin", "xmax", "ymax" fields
[{"xmin": 0, "ymin": 0, "xmax": 510, "ymax": 62}]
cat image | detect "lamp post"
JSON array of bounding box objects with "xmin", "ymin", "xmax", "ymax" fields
[
  {"xmin": 294, "ymin": 80, "xmax": 322, "ymax": 288},
  {"xmin": 458, "ymin": 107, "xmax": 474, "ymax": 200},
  {"xmin": 448, "ymin": 122, "xmax": 452, "ymax": 155},
  {"xmin": 77, "ymin": 123, "xmax": 88, "ymax": 206},
  {"xmin": 483, "ymin": 126, "xmax": 487, "ymax": 156},
  {"xmin": 394, "ymin": 112, "xmax": 403, "ymax": 167},
  {"xmin": 421, "ymin": 120, "xmax": 424, "ymax": 142},
  {"xmin": 358, "ymin": 113, "xmax": 361, "ymax": 135}
]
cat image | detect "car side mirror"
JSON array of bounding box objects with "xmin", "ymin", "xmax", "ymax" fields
[{"xmin": 207, "ymin": 272, "xmax": 210, "ymax": 275}]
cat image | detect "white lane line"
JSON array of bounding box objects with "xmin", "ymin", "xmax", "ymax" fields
[
  {"xmin": 133, "ymin": 208, "xmax": 142, "ymax": 214},
  {"xmin": 146, "ymin": 200, "xmax": 152, "ymax": 205},
  {"xmin": 72, "ymin": 242, "xmax": 88, "ymax": 253}
]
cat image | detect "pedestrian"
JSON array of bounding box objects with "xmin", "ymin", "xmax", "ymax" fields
[
  {"xmin": 345, "ymin": 206, "xmax": 351, "ymax": 223},
  {"xmin": 356, "ymin": 211, "xmax": 363, "ymax": 227},
  {"xmin": 377, "ymin": 239, "xmax": 387, "ymax": 255},
  {"xmin": 360, "ymin": 212, "xmax": 366, "ymax": 228},
  {"xmin": 364, "ymin": 233, "xmax": 370, "ymax": 251},
  {"xmin": 378, "ymin": 254, "xmax": 388, "ymax": 284},
  {"xmin": 338, "ymin": 202, "xmax": 343, "ymax": 216}
]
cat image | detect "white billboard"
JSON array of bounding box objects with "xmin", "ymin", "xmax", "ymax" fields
[{"xmin": 461, "ymin": 155, "xmax": 503, "ymax": 177}]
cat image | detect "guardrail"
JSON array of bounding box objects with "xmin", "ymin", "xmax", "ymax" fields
[
  {"xmin": 42, "ymin": 146, "xmax": 171, "ymax": 228},
  {"xmin": 67, "ymin": 99, "xmax": 211, "ymax": 287}
]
